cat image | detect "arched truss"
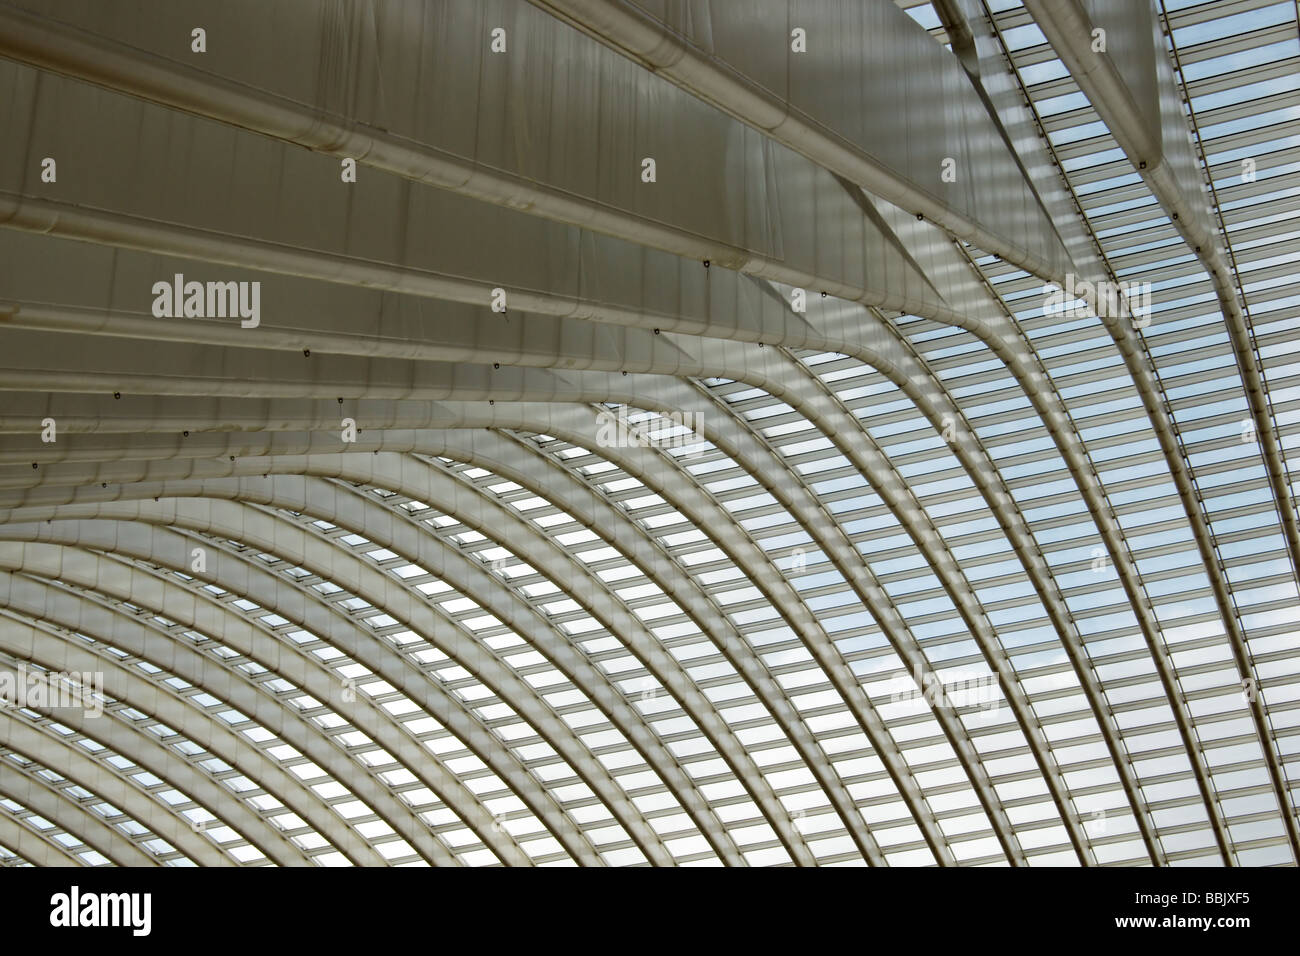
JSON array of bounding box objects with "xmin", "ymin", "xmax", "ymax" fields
[{"xmin": 0, "ymin": 0, "xmax": 1295, "ymax": 866}]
